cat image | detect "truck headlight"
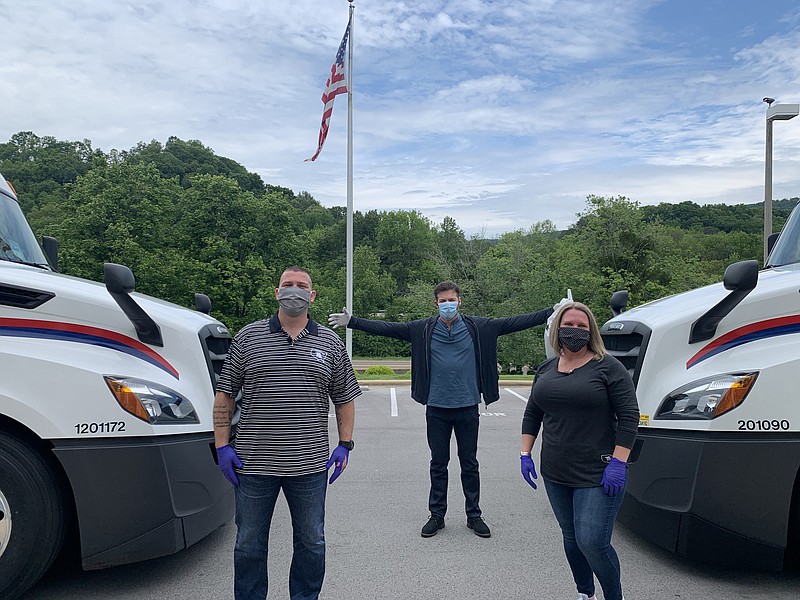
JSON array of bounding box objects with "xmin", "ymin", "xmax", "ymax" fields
[
  {"xmin": 105, "ymin": 376, "xmax": 199, "ymax": 424},
  {"xmin": 656, "ymin": 372, "xmax": 758, "ymax": 420}
]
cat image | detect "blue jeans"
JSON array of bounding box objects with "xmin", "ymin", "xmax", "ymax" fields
[
  {"xmin": 234, "ymin": 472, "xmax": 327, "ymax": 600},
  {"xmin": 544, "ymin": 479, "xmax": 625, "ymax": 600},
  {"xmin": 426, "ymin": 404, "xmax": 481, "ymax": 518}
]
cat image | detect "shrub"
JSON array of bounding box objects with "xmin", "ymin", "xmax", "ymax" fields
[{"xmin": 363, "ymin": 365, "xmax": 395, "ymax": 376}]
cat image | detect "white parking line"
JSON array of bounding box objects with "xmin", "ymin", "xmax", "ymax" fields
[
  {"xmin": 390, "ymin": 387, "xmax": 398, "ymax": 417},
  {"xmin": 504, "ymin": 387, "xmax": 528, "ymax": 402}
]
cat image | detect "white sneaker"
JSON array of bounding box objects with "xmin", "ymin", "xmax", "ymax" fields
[{"xmin": 576, "ymin": 594, "xmax": 596, "ymax": 600}]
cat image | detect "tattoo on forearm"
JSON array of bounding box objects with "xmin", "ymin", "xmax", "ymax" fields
[
  {"xmin": 214, "ymin": 405, "xmax": 231, "ymax": 429},
  {"xmin": 335, "ymin": 406, "xmax": 343, "ymax": 430}
]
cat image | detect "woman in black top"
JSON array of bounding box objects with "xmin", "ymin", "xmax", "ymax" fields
[{"xmin": 520, "ymin": 302, "xmax": 639, "ymax": 600}]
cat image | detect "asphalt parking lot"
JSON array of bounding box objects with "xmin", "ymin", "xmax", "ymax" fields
[{"xmin": 23, "ymin": 386, "xmax": 800, "ymax": 599}]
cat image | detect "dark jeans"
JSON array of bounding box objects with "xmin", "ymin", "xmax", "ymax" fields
[
  {"xmin": 544, "ymin": 479, "xmax": 626, "ymax": 600},
  {"xmin": 425, "ymin": 404, "xmax": 481, "ymax": 518},
  {"xmin": 234, "ymin": 472, "xmax": 327, "ymax": 600}
]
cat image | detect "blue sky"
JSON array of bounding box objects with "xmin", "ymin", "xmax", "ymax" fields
[{"xmin": 4, "ymin": 1, "xmax": 800, "ymax": 235}]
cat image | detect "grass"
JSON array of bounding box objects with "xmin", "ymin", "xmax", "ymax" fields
[
  {"xmin": 354, "ymin": 372, "xmax": 533, "ymax": 381},
  {"xmin": 357, "ymin": 372, "xmax": 412, "ymax": 380},
  {"xmin": 352, "ymin": 357, "xmax": 534, "ymax": 382}
]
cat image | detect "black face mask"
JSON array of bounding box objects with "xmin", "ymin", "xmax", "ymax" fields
[{"xmin": 558, "ymin": 326, "xmax": 591, "ymax": 352}]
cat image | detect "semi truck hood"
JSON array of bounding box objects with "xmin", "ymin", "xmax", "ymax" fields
[
  {"xmin": 604, "ymin": 263, "xmax": 800, "ymax": 430},
  {"xmin": 1, "ymin": 261, "xmax": 224, "ymax": 340},
  {"xmin": 611, "ymin": 263, "xmax": 800, "ymax": 331}
]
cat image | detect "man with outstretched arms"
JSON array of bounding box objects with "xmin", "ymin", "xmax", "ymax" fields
[{"xmin": 329, "ymin": 281, "xmax": 562, "ymax": 539}]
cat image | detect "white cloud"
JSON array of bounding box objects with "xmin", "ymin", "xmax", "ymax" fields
[{"xmin": 2, "ymin": 1, "xmax": 800, "ymax": 237}]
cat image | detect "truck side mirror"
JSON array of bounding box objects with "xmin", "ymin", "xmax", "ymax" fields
[
  {"xmin": 767, "ymin": 232, "xmax": 780, "ymax": 258},
  {"xmin": 195, "ymin": 293, "xmax": 212, "ymax": 315},
  {"xmin": 689, "ymin": 260, "xmax": 759, "ymax": 344},
  {"xmin": 610, "ymin": 290, "xmax": 629, "ymax": 317},
  {"xmin": 41, "ymin": 236, "xmax": 59, "ymax": 272},
  {"xmin": 104, "ymin": 263, "xmax": 136, "ymax": 294},
  {"xmin": 723, "ymin": 259, "xmax": 759, "ymax": 292},
  {"xmin": 104, "ymin": 263, "xmax": 163, "ymax": 346}
]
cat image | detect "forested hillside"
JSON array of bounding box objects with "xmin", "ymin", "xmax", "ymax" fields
[{"xmin": 2, "ymin": 131, "xmax": 797, "ymax": 369}]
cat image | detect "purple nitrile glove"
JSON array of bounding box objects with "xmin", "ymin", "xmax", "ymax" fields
[
  {"xmin": 326, "ymin": 445, "xmax": 350, "ymax": 484},
  {"xmin": 600, "ymin": 457, "xmax": 627, "ymax": 496},
  {"xmin": 217, "ymin": 444, "xmax": 243, "ymax": 487},
  {"xmin": 520, "ymin": 455, "xmax": 538, "ymax": 490}
]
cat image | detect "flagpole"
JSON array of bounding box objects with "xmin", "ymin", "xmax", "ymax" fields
[{"xmin": 345, "ymin": 0, "xmax": 354, "ymax": 360}]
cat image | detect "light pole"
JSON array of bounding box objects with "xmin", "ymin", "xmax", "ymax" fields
[{"xmin": 763, "ymin": 98, "xmax": 799, "ymax": 262}]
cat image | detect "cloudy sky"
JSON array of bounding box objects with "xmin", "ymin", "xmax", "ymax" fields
[{"xmin": 4, "ymin": 1, "xmax": 800, "ymax": 235}]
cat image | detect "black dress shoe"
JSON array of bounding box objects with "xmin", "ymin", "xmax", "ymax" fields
[
  {"xmin": 421, "ymin": 514, "xmax": 445, "ymax": 537},
  {"xmin": 467, "ymin": 516, "xmax": 491, "ymax": 538}
]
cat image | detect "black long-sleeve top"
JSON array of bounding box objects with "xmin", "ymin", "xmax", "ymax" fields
[
  {"xmin": 522, "ymin": 355, "xmax": 639, "ymax": 487},
  {"xmin": 348, "ymin": 310, "xmax": 552, "ymax": 405}
]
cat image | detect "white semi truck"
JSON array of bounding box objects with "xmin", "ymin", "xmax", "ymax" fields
[
  {"xmin": 0, "ymin": 174, "xmax": 234, "ymax": 599},
  {"xmin": 601, "ymin": 203, "xmax": 800, "ymax": 570}
]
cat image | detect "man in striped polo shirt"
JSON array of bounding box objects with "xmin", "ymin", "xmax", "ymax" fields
[{"xmin": 214, "ymin": 266, "xmax": 361, "ymax": 600}]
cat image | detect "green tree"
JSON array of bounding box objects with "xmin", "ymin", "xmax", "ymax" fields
[
  {"xmin": 122, "ymin": 137, "xmax": 266, "ymax": 195},
  {"xmin": 0, "ymin": 131, "xmax": 102, "ymax": 215},
  {"xmin": 558, "ymin": 195, "xmax": 671, "ymax": 311},
  {"xmin": 431, "ymin": 216, "xmax": 495, "ymax": 289},
  {"xmin": 375, "ymin": 210, "xmax": 439, "ymax": 292},
  {"xmin": 471, "ymin": 225, "xmax": 561, "ymax": 368},
  {"xmin": 50, "ymin": 161, "xmax": 181, "ymax": 283},
  {"xmin": 172, "ymin": 175, "xmax": 299, "ymax": 329}
]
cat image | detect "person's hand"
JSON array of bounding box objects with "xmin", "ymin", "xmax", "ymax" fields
[
  {"xmin": 520, "ymin": 454, "xmax": 538, "ymax": 490},
  {"xmin": 326, "ymin": 445, "xmax": 350, "ymax": 484},
  {"xmin": 328, "ymin": 307, "xmax": 351, "ymax": 329},
  {"xmin": 544, "ymin": 289, "xmax": 573, "ymax": 358},
  {"xmin": 600, "ymin": 457, "xmax": 627, "ymax": 496},
  {"xmin": 217, "ymin": 444, "xmax": 243, "ymax": 487},
  {"xmin": 548, "ymin": 289, "xmax": 574, "ymax": 327}
]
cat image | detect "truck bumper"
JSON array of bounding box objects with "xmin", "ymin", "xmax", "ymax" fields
[
  {"xmin": 619, "ymin": 427, "xmax": 800, "ymax": 571},
  {"xmin": 51, "ymin": 432, "xmax": 234, "ymax": 570}
]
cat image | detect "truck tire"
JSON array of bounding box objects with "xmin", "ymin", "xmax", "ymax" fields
[{"xmin": 0, "ymin": 432, "xmax": 67, "ymax": 600}]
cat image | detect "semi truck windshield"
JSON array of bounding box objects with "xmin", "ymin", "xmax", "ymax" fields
[
  {"xmin": 0, "ymin": 191, "xmax": 50, "ymax": 267},
  {"xmin": 766, "ymin": 204, "xmax": 800, "ymax": 268}
]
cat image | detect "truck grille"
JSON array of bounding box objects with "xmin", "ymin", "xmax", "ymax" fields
[
  {"xmin": 198, "ymin": 323, "xmax": 231, "ymax": 391},
  {"xmin": 600, "ymin": 320, "xmax": 652, "ymax": 387}
]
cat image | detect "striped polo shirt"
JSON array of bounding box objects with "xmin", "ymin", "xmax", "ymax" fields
[{"xmin": 217, "ymin": 313, "xmax": 361, "ymax": 476}]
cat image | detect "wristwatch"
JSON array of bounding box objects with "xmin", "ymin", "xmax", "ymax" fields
[{"xmin": 338, "ymin": 440, "xmax": 355, "ymax": 451}]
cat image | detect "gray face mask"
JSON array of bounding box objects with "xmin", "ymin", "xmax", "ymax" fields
[{"xmin": 278, "ymin": 286, "xmax": 311, "ymax": 317}]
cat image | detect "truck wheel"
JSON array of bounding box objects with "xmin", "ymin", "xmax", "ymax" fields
[{"xmin": 0, "ymin": 433, "xmax": 67, "ymax": 600}]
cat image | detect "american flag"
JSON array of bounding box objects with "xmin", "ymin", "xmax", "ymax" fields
[{"xmin": 306, "ymin": 17, "xmax": 351, "ymax": 162}]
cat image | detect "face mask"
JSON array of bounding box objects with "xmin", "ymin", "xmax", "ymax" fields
[
  {"xmin": 558, "ymin": 326, "xmax": 591, "ymax": 352},
  {"xmin": 278, "ymin": 286, "xmax": 311, "ymax": 317},
  {"xmin": 438, "ymin": 301, "xmax": 459, "ymax": 320}
]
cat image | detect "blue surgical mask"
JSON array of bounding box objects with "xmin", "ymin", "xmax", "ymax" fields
[{"xmin": 438, "ymin": 301, "xmax": 459, "ymax": 320}]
